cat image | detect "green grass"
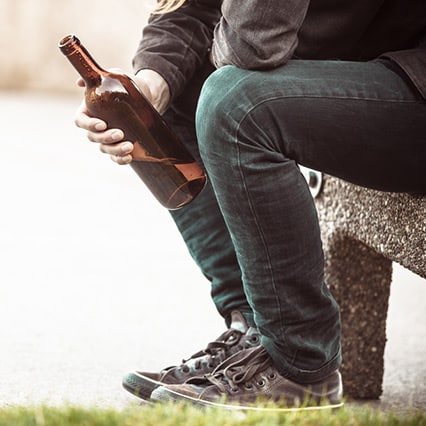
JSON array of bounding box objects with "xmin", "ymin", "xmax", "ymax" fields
[{"xmin": 0, "ymin": 403, "xmax": 425, "ymax": 426}]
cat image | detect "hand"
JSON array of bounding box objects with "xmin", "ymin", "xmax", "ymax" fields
[
  {"xmin": 73, "ymin": 69, "xmax": 171, "ymax": 165},
  {"xmin": 74, "ymin": 96, "xmax": 132, "ymax": 165}
]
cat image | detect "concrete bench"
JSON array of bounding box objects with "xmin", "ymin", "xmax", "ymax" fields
[{"xmin": 309, "ymin": 172, "xmax": 425, "ymax": 399}]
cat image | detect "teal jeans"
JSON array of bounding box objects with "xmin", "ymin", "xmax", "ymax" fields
[{"xmin": 168, "ymin": 58, "xmax": 426, "ymax": 383}]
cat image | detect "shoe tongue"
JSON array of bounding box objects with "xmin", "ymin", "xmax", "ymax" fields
[{"xmin": 229, "ymin": 311, "xmax": 249, "ymax": 333}]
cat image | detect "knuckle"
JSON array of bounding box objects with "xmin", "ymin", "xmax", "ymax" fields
[
  {"xmin": 86, "ymin": 131, "xmax": 99, "ymax": 143},
  {"xmin": 73, "ymin": 115, "xmax": 80, "ymax": 128}
]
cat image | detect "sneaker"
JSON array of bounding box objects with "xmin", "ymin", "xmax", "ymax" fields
[
  {"xmin": 122, "ymin": 311, "xmax": 260, "ymax": 400},
  {"xmin": 150, "ymin": 345, "xmax": 343, "ymax": 411}
]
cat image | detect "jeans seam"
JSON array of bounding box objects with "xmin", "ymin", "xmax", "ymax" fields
[
  {"xmin": 233, "ymin": 120, "xmax": 288, "ymax": 345},
  {"xmin": 238, "ymin": 96, "xmax": 422, "ymax": 127}
]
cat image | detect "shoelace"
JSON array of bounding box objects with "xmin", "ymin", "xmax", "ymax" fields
[
  {"xmin": 179, "ymin": 329, "xmax": 244, "ymax": 372},
  {"xmin": 206, "ymin": 346, "xmax": 273, "ymax": 393}
]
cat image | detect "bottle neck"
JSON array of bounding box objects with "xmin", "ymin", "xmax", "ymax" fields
[{"xmin": 59, "ymin": 35, "xmax": 104, "ymax": 85}]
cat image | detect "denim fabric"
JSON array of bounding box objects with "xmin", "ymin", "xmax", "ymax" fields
[
  {"xmin": 162, "ymin": 61, "xmax": 255, "ymax": 328},
  {"xmin": 169, "ymin": 176, "xmax": 254, "ymax": 328},
  {"xmin": 195, "ymin": 59, "xmax": 425, "ymax": 382}
]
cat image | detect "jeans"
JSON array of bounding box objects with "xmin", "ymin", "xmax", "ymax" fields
[
  {"xmin": 165, "ymin": 61, "xmax": 255, "ymax": 327},
  {"xmin": 167, "ymin": 58, "xmax": 426, "ymax": 383}
]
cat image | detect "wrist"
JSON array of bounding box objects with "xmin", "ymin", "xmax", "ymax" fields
[{"xmin": 134, "ymin": 69, "xmax": 171, "ymax": 114}]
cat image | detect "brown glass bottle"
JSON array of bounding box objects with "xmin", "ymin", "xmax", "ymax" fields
[{"xmin": 58, "ymin": 34, "xmax": 206, "ymax": 210}]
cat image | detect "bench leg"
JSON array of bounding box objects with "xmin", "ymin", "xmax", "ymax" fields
[{"xmin": 324, "ymin": 236, "xmax": 393, "ymax": 399}]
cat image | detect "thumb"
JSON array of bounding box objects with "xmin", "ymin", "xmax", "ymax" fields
[{"xmin": 76, "ymin": 77, "xmax": 86, "ymax": 88}]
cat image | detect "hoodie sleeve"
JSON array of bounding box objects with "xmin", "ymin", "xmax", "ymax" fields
[
  {"xmin": 133, "ymin": 0, "xmax": 221, "ymax": 102},
  {"xmin": 211, "ymin": 0, "xmax": 310, "ymax": 69}
]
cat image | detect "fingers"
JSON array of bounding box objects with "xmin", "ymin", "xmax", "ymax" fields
[
  {"xmin": 73, "ymin": 99, "xmax": 132, "ymax": 164},
  {"xmin": 110, "ymin": 154, "xmax": 133, "ymax": 165},
  {"xmin": 86, "ymin": 128, "xmax": 124, "ymax": 144},
  {"xmin": 100, "ymin": 141, "xmax": 134, "ymax": 164},
  {"xmin": 74, "ymin": 100, "xmax": 107, "ymax": 133},
  {"xmin": 74, "ymin": 100, "xmax": 125, "ymax": 144}
]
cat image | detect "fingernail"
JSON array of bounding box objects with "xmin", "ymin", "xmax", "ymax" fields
[
  {"xmin": 121, "ymin": 143, "xmax": 133, "ymax": 153},
  {"xmin": 111, "ymin": 131, "xmax": 123, "ymax": 141},
  {"xmin": 95, "ymin": 121, "xmax": 106, "ymax": 131}
]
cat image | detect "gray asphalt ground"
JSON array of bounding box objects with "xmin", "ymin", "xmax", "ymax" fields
[{"xmin": 0, "ymin": 91, "xmax": 425, "ymax": 412}]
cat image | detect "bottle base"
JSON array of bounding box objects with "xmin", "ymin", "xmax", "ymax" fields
[{"xmin": 165, "ymin": 176, "xmax": 207, "ymax": 210}]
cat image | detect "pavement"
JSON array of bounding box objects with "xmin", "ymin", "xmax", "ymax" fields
[{"xmin": 0, "ymin": 91, "xmax": 425, "ymax": 412}]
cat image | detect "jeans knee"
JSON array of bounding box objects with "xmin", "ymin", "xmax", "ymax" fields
[{"xmin": 196, "ymin": 66, "xmax": 248, "ymax": 157}]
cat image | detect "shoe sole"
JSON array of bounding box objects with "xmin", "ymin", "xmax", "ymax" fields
[
  {"xmin": 122, "ymin": 371, "xmax": 163, "ymax": 400},
  {"xmin": 151, "ymin": 385, "xmax": 344, "ymax": 412}
]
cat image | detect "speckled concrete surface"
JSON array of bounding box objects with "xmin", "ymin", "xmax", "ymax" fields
[
  {"xmin": 0, "ymin": 92, "xmax": 425, "ymax": 412},
  {"xmin": 317, "ymin": 177, "xmax": 425, "ymax": 278},
  {"xmin": 314, "ymin": 175, "xmax": 425, "ymax": 402}
]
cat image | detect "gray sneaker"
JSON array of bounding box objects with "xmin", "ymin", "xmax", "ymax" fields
[
  {"xmin": 122, "ymin": 311, "xmax": 260, "ymax": 400},
  {"xmin": 150, "ymin": 345, "xmax": 343, "ymax": 411}
]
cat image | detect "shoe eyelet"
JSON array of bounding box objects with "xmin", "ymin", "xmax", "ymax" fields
[
  {"xmin": 257, "ymin": 379, "xmax": 266, "ymax": 387},
  {"xmin": 250, "ymin": 336, "xmax": 260, "ymax": 344},
  {"xmin": 268, "ymin": 373, "xmax": 277, "ymax": 380},
  {"xmin": 244, "ymin": 383, "xmax": 253, "ymax": 390},
  {"xmin": 230, "ymin": 387, "xmax": 239, "ymax": 393}
]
